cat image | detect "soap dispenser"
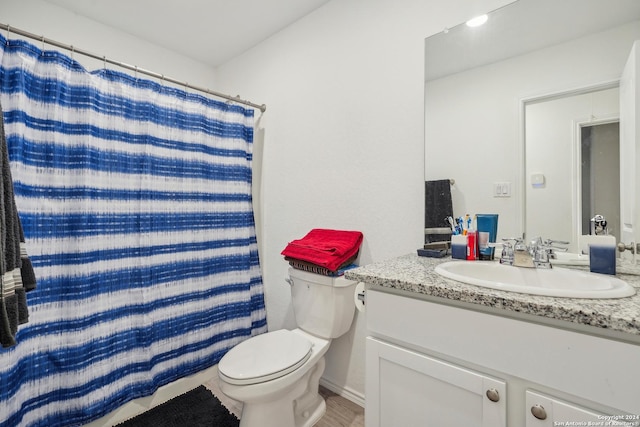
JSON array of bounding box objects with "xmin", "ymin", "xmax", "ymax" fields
[{"xmin": 589, "ymin": 235, "xmax": 616, "ymax": 275}]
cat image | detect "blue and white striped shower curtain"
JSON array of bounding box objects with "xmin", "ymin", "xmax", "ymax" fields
[{"xmin": 0, "ymin": 34, "xmax": 266, "ymax": 426}]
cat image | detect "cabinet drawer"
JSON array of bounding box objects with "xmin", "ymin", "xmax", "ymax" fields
[{"xmin": 525, "ymin": 390, "xmax": 604, "ymax": 426}]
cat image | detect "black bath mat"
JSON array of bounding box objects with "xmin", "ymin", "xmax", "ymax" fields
[{"xmin": 116, "ymin": 385, "xmax": 239, "ymax": 427}]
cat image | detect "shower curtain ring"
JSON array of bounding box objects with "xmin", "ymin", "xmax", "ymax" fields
[
  {"xmin": 103, "ymin": 56, "xmax": 106, "ymax": 70},
  {"xmin": 41, "ymin": 35, "xmax": 45, "ymax": 55},
  {"xmin": 134, "ymin": 65, "xmax": 138, "ymax": 80},
  {"xmin": 70, "ymin": 45, "xmax": 74, "ymax": 60},
  {"xmin": 5, "ymin": 25, "xmax": 10, "ymax": 46}
]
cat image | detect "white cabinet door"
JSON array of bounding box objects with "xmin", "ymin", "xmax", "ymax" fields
[
  {"xmin": 366, "ymin": 337, "xmax": 506, "ymax": 427},
  {"xmin": 525, "ymin": 390, "xmax": 604, "ymax": 426}
]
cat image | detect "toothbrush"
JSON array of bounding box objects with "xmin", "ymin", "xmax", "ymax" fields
[{"xmin": 445, "ymin": 216, "xmax": 456, "ymax": 233}]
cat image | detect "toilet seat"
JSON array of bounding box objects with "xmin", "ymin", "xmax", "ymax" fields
[{"xmin": 219, "ymin": 329, "xmax": 313, "ymax": 385}]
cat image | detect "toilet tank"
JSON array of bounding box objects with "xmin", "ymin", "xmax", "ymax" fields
[{"xmin": 288, "ymin": 267, "xmax": 358, "ymax": 339}]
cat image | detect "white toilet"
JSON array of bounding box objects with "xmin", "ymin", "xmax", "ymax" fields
[{"xmin": 217, "ymin": 267, "xmax": 358, "ymax": 427}]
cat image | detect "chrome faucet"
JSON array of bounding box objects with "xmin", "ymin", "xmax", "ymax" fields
[
  {"xmin": 499, "ymin": 237, "xmax": 568, "ymax": 268},
  {"xmin": 590, "ymin": 214, "xmax": 608, "ymax": 235},
  {"xmin": 499, "ymin": 238, "xmax": 533, "ymax": 267},
  {"xmin": 537, "ymin": 238, "xmax": 569, "ymax": 262},
  {"xmin": 499, "ymin": 240, "xmax": 515, "ymax": 266}
]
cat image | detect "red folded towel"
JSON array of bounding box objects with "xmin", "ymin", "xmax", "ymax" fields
[{"xmin": 281, "ymin": 229, "xmax": 363, "ymax": 272}]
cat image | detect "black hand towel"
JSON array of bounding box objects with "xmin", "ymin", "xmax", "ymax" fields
[
  {"xmin": 0, "ymin": 100, "xmax": 37, "ymax": 349},
  {"xmin": 425, "ymin": 179, "xmax": 453, "ymax": 243}
]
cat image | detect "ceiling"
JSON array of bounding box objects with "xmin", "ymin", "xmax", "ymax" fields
[
  {"xmin": 43, "ymin": 0, "xmax": 332, "ymax": 67},
  {"xmin": 425, "ymin": 0, "xmax": 640, "ymax": 81}
]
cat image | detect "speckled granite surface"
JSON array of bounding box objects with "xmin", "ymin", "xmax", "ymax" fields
[{"xmin": 345, "ymin": 253, "xmax": 640, "ymax": 337}]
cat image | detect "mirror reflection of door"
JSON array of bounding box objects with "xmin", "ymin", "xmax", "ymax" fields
[
  {"xmin": 580, "ymin": 122, "xmax": 620, "ymax": 243},
  {"xmin": 620, "ymin": 40, "xmax": 639, "ymax": 260},
  {"xmin": 525, "ymin": 86, "xmax": 619, "ymax": 253}
]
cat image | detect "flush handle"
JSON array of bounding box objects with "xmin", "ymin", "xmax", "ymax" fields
[
  {"xmin": 485, "ymin": 388, "xmax": 500, "ymax": 402},
  {"xmin": 530, "ymin": 404, "xmax": 547, "ymax": 420}
]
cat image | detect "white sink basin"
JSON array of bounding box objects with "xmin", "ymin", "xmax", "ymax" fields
[
  {"xmin": 435, "ymin": 261, "xmax": 635, "ymax": 299},
  {"xmin": 550, "ymin": 252, "xmax": 589, "ymax": 267}
]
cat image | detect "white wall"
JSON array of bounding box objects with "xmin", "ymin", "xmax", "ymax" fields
[
  {"xmin": 425, "ymin": 21, "xmax": 640, "ymax": 243},
  {"xmin": 2, "ymin": 0, "xmax": 216, "ymax": 89},
  {"xmin": 2, "ymin": 0, "xmax": 516, "ymax": 406},
  {"xmin": 213, "ymin": 0, "xmax": 514, "ymax": 402}
]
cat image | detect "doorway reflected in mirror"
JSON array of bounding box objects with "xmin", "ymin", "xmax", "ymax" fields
[{"xmin": 581, "ymin": 122, "xmax": 620, "ymax": 242}]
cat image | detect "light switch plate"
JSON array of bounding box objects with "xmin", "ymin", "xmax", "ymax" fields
[{"xmin": 493, "ymin": 182, "xmax": 511, "ymax": 197}]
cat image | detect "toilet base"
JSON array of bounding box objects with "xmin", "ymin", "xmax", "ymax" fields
[
  {"xmin": 236, "ymin": 356, "xmax": 326, "ymax": 427},
  {"xmin": 295, "ymin": 395, "xmax": 325, "ymax": 427},
  {"xmin": 219, "ymin": 329, "xmax": 332, "ymax": 427},
  {"xmin": 293, "ymin": 357, "xmax": 326, "ymax": 427}
]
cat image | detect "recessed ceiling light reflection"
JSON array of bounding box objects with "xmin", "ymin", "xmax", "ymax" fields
[{"xmin": 466, "ymin": 14, "xmax": 488, "ymax": 27}]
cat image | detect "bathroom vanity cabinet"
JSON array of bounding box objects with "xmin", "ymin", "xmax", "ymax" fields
[
  {"xmin": 365, "ymin": 289, "xmax": 639, "ymax": 426},
  {"xmin": 346, "ymin": 254, "xmax": 640, "ymax": 427}
]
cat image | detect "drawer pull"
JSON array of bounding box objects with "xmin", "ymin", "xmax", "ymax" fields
[
  {"xmin": 485, "ymin": 388, "xmax": 500, "ymax": 402},
  {"xmin": 531, "ymin": 404, "xmax": 547, "ymax": 420}
]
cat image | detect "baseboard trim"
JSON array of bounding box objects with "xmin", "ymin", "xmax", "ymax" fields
[
  {"xmin": 319, "ymin": 377, "xmax": 365, "ymax": 408},
  {"xmin": 85, "ymin": 365, "xmax": 219, "ymax": 427}
]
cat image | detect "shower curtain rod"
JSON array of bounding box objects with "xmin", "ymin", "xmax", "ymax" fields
[{"xmin": 0, "ymin": 23, "xmax": 267, "ymax": 113}]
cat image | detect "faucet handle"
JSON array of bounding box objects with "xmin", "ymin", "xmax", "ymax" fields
[
  {"xmin": 500, "ymin": 238, "xmax": 519, "ymax": 252},
  {"xmin": 499, "ymin": 238, "xmax": 517, "ymax": 265},
  {"xmin": 542, "ymin": 239, "xmax": 569, "ymax": 252},
  {"xmin": 533, "ymin": 239, "xmax": 568, "ymax": 267},
  {"xmin": 501, "ymin": 238, "xmax": 519, "ymax": 244},
  {"xmin": 513, "ymin": 238, "xmax": 528, "ymax": 252},
  {"xmin": 533, "ymin": 247, "xmax": 553, "ymax": 268}
]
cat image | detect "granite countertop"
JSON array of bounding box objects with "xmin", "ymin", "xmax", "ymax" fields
[{"xmin": 345, "ymin": 253, "xmax": 640, "ymax": 338}]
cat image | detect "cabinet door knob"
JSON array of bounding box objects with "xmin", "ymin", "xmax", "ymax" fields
[
  {"xmin": 485, "ymin": 388, "xmax": 500, "ymax": 402},
  {"xmin": 531, "ymin": 404, "xmax": 547, "ymax": 420}
]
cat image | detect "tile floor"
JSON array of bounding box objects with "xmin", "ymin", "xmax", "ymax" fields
[{"xmin": 204, "ymin": 372, "xmax": 364, "ymax": 427}]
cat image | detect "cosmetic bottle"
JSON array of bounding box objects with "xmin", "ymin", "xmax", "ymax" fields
[
  {"xmin": 466, "ymin": 229, "xmax": 477, "ymax": 260},
  {"xmin": 476, "ymin": 214, "xmax": 499, "ymax": 260}
]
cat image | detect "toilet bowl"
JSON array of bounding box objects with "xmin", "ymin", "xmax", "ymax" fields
[
  {"xmin": 219, "ymin": 329, "xmax": 330, "ymax": 427},
  {"xmin": 217, "ymin": 268, "xmax": 357, "ymax": 427}
]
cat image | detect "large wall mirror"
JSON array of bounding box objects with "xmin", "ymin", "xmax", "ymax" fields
[{"xmin": 424, "ymin": 0, "xmax": 640, "ymax": 253}]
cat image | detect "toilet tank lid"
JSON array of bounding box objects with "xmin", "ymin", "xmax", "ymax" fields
[
  {"xmin": 218, "ymin": 330, "xmax": 312, "ymax": 384},
  {"xmin": 288, "ymin": 267, "xmax": 357, "ymax": 288}
]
